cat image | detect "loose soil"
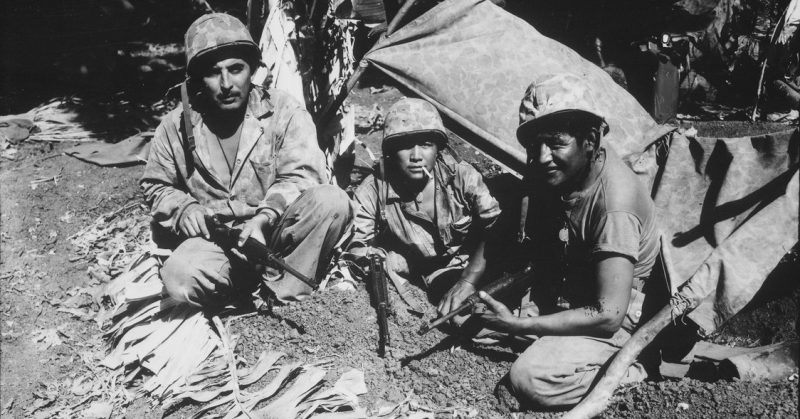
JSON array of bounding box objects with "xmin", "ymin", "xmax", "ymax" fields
[{"xmin": 1, "ymin": 85, "xmax": 798, "ymax": 418}]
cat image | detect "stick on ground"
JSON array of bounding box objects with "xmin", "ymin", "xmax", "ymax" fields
[{"xmin": 562, "ymin": 303, "xmax": 674, "ymax": 419}]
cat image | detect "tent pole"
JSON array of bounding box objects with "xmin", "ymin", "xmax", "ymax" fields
[
  {"xmin": 317, "ymin": 0, "xmax": 419, "ymax": 128},
  {"xmin": 385, "ymin": 0, "xmax": 418, "ymax": 37}
]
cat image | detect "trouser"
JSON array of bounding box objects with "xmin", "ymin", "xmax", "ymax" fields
[
  {"xmin": 507, "ymin": 288, "xmax": 648, "ymax": 408},
  {"xmin": 161, "ymin": 185, "xmax": 354, "ymax": 307},
  {"xmin": 508, "ymin": 330, "xmax": 647, "ymax": 408}
]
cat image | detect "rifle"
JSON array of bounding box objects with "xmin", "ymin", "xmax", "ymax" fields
[
  {"xmin": 205, "ymin": 215, "xmax": 317, "ymax": 290},
  {"xmin": 368, "ymin": 252, "xmax": 391, "ymax": 357},
  {"xmin": 417, "ymin": 265, "xmax": 533, "ymax": 335}
]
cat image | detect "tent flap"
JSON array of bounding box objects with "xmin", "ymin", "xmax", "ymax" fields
[{"xmin": 656, "ymin": 129, "xmax": 799, "ymax": 335}]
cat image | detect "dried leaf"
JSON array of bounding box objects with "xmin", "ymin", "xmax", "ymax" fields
[
  {"xmin": 237, "ymin": 351, "xmax": 284, "ymax": 387},
  {"xmin": 256, "ymin": 367, "xmax": 327, "ymax": 419},
  {"xmin": 71, "ymin": 375, "xmax": 93, "ymax": 396},
  {"xmin": 222, "ymin": 363, "xmax": 303, "ymax": 419},
  {"xmin": 310, "ymin": 410, "xmax": 368, "ymax": 419},
  {"xmin": 190, "ymin": 394, "xmax": 234, "ymax": 419},
  {"xmin": 333, "ymin": 369, "xmax": 367, "ymax": 397},
  {"xmin": 122, "ymin": 281, "xmax": 163, "ymax": 302},
  {"xmin": 28, "ymin": 390, "xmax": 57, "ymax": 415},
  {"xmin": 82, "ymin": 401, "xmax": 113, "ymax": 419}
]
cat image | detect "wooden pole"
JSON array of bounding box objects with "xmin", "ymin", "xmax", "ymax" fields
[
  {"xmin": 385, "ymin": 0, "xmax": 418, "ymax": 37},
  {"xmin": 562, "ymin": 304, "xmax": 675, "ymax": 419}
]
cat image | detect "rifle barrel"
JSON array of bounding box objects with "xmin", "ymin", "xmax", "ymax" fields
[
  {"xmin": 417, "ymin": 295, "xmax": 478, "ymax": 335},
  {"xmin": 417, "ymin": 267, "xmax": 533, "ymax": 336}
]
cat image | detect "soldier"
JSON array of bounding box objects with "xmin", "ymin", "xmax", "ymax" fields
[
  {"xmin": 350, "ymin": 98, "xmax": 503, "ymax": 328},
  {"xmin": 141, "ymin": 13, "xmax": 353, "ymax": 307},
  {"xmin": 479, "ymin": 73, "xmax": 660, "ymax": 408}
]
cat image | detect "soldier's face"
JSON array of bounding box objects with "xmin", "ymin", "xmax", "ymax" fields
[
  {"xmin": 201, "ymin": 57, "xmax": 252, "ymax": 112},
  {"xmin": 391, "ymin": 137, "xmax": 439, "ymax": 181},
  {"xmin": 525, "ymin": 130, "xmax": 593, "ymax": 190}
]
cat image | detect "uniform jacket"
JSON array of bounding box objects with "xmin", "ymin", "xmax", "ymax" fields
[
  {"xmin": 141, "ymin": 87, "xmax": 326, "ymax": 232},
  {"xmin": 352, "ymin": 157, "xmax": 501, "ymax": 274}
]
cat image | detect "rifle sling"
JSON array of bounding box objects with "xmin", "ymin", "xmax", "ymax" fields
[
  {"xmin": 180, "ymin": 82, "xmax": 197, "ymax": 174},
  {"xmin": 384, "ymin": 264, "xmax": 425, "ymax": 314}
]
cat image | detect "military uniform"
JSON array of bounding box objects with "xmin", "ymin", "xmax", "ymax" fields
[
  {"xmin": 352, "ymin": 158, "xmax": 501, "ymax": 283},
  {"xmin": 506, "ymin": 73, "xmax": 660, "ymax": 407},
  {"xmin": 141, "ymin": 13, "xmax": 353, "ymax": 305},
  {"xmin": 351, "ymin": 98, "xmax": 501, "ymax": 295}
]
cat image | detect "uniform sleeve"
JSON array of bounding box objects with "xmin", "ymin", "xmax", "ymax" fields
[
  {"xmin": 258, "ymin": 107, "xmax": 326, "ymax": 218},
  {"xmin": 458, "ymin": 163, "xmax": 501, "ymax": 228},
  {"xmin": 350, "ymin": 176, "xmax": 379, "ymax": 247},
  {"xmin": 140, "ymin": 120, "xmax": 198, "ymax": 232},
  {"xmin": 591, "ymin": 211, "xmax": 642, "ymax": 262}
]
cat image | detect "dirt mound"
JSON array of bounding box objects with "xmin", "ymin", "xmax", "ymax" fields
[
  {"xmin": 230, "ymin": 284, "xmax": 525, "ymax": 417},
  {"xmin": 229, "ymin": 281, "xmax": 799, "ymax": 418},
  {"xmin": 606, "ymin": 378, "xmax": 798, "ymax": 418}
]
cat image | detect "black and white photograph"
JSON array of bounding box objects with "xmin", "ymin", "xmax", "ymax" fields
[{"xmin": 1, "ymin": 0, "xmax": 798, "ymax": 417}]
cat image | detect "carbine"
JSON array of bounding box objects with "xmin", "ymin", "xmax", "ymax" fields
[
  {"xmin": 206, "ymin": 215, "xmax": 316, "ymax": 290},
  {"xmin": 369, "ymin": 252, "xmax": 391, "ymax": 357},
  {"xmin": 418, "ymin": 265, "xmax": 533, "ymax": 335}
]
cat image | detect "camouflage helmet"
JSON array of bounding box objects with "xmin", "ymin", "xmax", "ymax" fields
[
  {"xmin": 382, "ymin": 98, "xmax": 447, "ymax": 153},
  {"xmin": 516, "ymin": 73, "xmax": 609, "ymax": 145},
  {"xmin": 184, "ymin": 13, "xmax": 260, "ymax": 73}
]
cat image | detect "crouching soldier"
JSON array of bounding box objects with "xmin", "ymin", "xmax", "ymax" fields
[
  {"xmin": 349, "ymin": 98, "xmax": 504, "ymax": 328},
  {"xmin": 478, "ymin": 74, "xmax": 660, "ymax": 408},
  {"xmin": 141, "ymin": 13, "xmax": 353, "ymax": 307}
]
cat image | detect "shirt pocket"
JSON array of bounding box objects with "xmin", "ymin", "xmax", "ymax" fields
[
  {"xmin": 449, "ymin": 215, "xmax": 473, "ymax": 246},
  {"xmin": 247, "ymin": 160, "xmax": 274, "ymax": 204}
]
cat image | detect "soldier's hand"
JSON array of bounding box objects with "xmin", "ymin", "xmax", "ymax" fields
[
  {"xmin": 477, "ymin": 291, "xmax": 520, "ymax": 333},
  {"xmin": 179, "ymin": 204, "xmax": 213, "ymax": 239},
  {"xmin": 237, "ymin": 212, "xmax": 275, "ymax": 247},
  {"xmin": 385, "ymin": 251, "xmax": 410, "ymax": 276},
  {"xmin": 437, "ymin": 280, "xmax": 476, "ymax": 317}
]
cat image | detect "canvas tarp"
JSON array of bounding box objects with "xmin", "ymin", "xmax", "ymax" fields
[
  {"xmin": 361, "ymin": 0, "xmax": 799, "ymax": 335},
  {"xmin": 655, "ymin": 129, "xmax": 798, "ymax": 335},
  {"xmin": 364, "ymin": 0, "xmax": 674, "ymax": 174},
  {"xmin": 65, "ymin": 131, "xmax": 153, "ymax": 167}
]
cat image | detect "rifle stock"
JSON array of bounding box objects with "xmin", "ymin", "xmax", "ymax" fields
[{"xmin": 418, "ymin": 266, "xmax": 533, "ymax": 335}]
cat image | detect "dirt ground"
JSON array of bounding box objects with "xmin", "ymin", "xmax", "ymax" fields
[{"xmin": 1, "ymin": 82, "xmax": 798, "ymax": 418}]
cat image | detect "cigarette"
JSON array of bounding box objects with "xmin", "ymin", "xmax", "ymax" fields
[{"xmin": 422, "ymin": 167, "xmax": 433, "ymax": 179}]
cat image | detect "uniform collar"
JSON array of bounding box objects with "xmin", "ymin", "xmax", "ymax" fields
[{"xmin": 246, "ymin": 86, "xmax": 275, "ymax": 119}]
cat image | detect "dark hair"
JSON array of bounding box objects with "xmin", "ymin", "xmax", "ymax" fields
[{"xmin": 536, "ymin": 113, "xmax": 606, "ymax": 148}]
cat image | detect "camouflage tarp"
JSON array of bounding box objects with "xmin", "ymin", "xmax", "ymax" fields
[
  {"xmin": 364, "ymin": 0, "xmax": 673, "ymax": 174},
  {"xmin": 362, "ymin": 0, "xmax": 799, "ymax": 335},
  {"xmin": 656, "ymin": 129, "xmax": 798, "ymax": 335}
]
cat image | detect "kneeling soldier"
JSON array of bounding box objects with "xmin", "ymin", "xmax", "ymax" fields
[
  {"xmin": 350, "ymin": 98, "xmax": 503, "ymax": 326},
  {"xmin": 141, "ymin": 13, "xmax": 353, "ymax": 307},
  {"xmin": 478, "ymin": 73, "xmax": 660, "ymax": 408}
]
